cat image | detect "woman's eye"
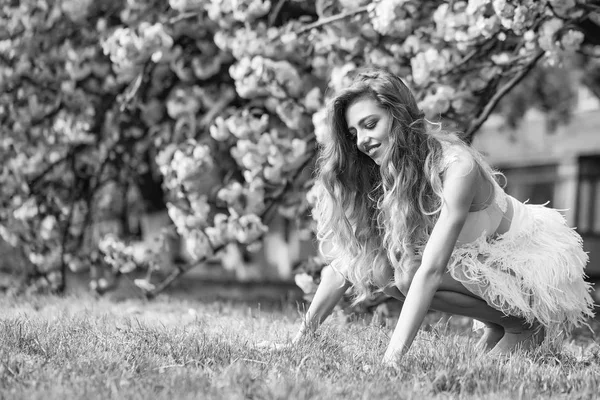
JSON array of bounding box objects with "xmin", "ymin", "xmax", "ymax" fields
[{"xmin": 365, "ymin": 121, "xmax": 377, "ymax": 129}]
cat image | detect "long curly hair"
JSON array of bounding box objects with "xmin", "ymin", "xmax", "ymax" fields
[{"xmin": 313, "ymin": 68, "xmax": 498, "ymax": 303}]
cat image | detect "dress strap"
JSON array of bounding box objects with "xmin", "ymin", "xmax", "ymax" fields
[{"xmin": 491, "ymin": 179, "xmax": 508, "ymax": 213}]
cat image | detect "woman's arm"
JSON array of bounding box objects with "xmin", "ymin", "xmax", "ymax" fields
[
  {"xmin": 383, "ymin": 158, "xmax": 478, "ymax": 363},
  {"xmin": 293, "ymin": 264, "xmax": 351, "ymax": 342}
]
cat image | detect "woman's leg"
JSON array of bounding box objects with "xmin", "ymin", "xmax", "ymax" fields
[
  {"xmin": 435, "ymin": 272, "xmax": 545, "ymax": 354},
  {"xmin": 383, "ymin": 271, "xmax": 544, "ymax": 353},
  {"xmin": 383, "ymin": 277, "xmax": 505, "ymax": 351}
]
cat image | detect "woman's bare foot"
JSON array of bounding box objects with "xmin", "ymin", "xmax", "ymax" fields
[
  {"xmin": 489, "ymin": 323, "xmax": 545, "ymax": 356},
  {"xmin": 475, "ymin": 322, "xmax": 504, "ymax": 352}
]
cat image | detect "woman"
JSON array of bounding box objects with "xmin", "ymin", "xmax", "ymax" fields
[{"xmin": 286, "ymin": 68, "xmax": 594, "ymax": 365}]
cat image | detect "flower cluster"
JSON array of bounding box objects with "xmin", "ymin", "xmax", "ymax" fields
[
  {"xmin": 312, "ymin": 107, "xmax": 330, "ymax": 144},
  {"xmin": 210, "ymin": 107, "xmax": 310, "ymax": 184},
  {"xmin": 181, "ymin": 228, "xmax": 214, "ymax": 260},
  {"xmin": 98, "ymin": 234, "xmax": 138, "ymax": 274},
  {"xmin": 410, "ymin": 48, "xmax": 453, "ymax": 87},
  {"xmin": 158, "ymin": 141, "xmax": 214, "ymax": 193},
  {"xmin": 206, "ymin": 0, "xmax": 271, "ymax": 28},
  {"xmin": 210, "ymin": 109, "xmax": 270, "ymax": 141},
  {"xmin": 97, "ymin": 234, "xmax": 169, "ymax": 292},
  {"xmin": 167, "ymin": 196, "xmax": 211, "ymax": 231},
  {"xmin": 432, "ymin": 2, "xmax": 500, "ymax": 49},
  {"xmin": 102, "ymin": 22, "xmax": 174, "ymax": 82},
  {"xmin": 217, "ymin": 180, "xmax": 265, "ymax": 215},
  {"xmin": 327, "ymin": 62, "xmax": 359, "ymax": 93},
  {"xmin": 491, "ymin": 0, "xmax": 543, "ymax": 34},
  {"xmin": 64, "ymin": 44, "xmax": 110, "ymax": 83},
  {"xmin": 214, "ymin": 23, "xmax": 309, "ymax": 62},
  {"xmin": 165, "ymin": 86, "xmax": 204, "ymax": 119},
  {"xmin": 232, "ymin": 213, "xmax": 268, "ymax": 245},
  {"xmin": 168, "ymin": 204, "xmax": 268, "ymax": 260},
  {"xmin": 53, "ymin": 111, "xmax": 96, "ymax": 145},
  {"xmin": 419, "ymin": 85, "xmax": 456, "ymax": 117},
  {"xmin": 231, "ymin": 129, "xmax": 307, "ymax": 184},
  {"xmin": 229, "ymin": 56, "xmax": 305, "ymax": 100},
  {"xmin": 169, "ymin": 0, "xmax": 206, "ymax": 13},
  {"xmin": 538, "ymin": 18, "xmax": 584, "ymax": 65},
  {"xmin": 61, "ymin": 0, "xmax": 94, "ymax": 22},
  {"xmin": 206, "ymin": 213, "xmax": 267, "ymax": 250},
  {"xmin": 370, "ymin": 0, "xmax": 416, "ymax": 38}
]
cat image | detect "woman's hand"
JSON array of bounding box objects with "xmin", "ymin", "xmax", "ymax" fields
[
  {"xmin": 382, "ymin": 348, "xmax": 404, "ymax": 373},
  {"xmin": 255, "ymin": 264, "xmax": 348, "ymax": 353},
  {"xmin": 382, "ymin": 347, "xmax": 400, "ymax": 367},
  {"xmin": 256, "ymin": 325, "xmax": 311, "ymax": 351}
]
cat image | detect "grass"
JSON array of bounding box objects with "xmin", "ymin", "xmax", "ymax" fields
[{"xmin": 1, "ymin": 292, "xmax": 599, "ymax": 400}]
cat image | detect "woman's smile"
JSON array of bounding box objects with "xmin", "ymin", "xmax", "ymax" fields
[{"xmin": 364, "ymin": 142, "xmax": 381, "ymax": 156}]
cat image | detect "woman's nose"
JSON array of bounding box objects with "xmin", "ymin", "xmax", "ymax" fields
[{"xmin": 356, "ymin": 132, "xmax": 370, "ymax": 150}]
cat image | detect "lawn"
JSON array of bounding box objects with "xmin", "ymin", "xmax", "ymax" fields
[{"xmin": 1, "ymin": 292, "xmax": 599, "ymax": 400}]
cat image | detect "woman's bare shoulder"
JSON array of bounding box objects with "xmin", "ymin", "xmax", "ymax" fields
[{"xmin": 441, "ymin": 143, "xmax": 477, "ymax": 178}]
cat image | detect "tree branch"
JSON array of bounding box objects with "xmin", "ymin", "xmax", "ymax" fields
[
  {"xmin": 168, "ymin": 11, "xmax": 202, "ymax": 24},
  {"xmin": 294, "ymin": 5, "xmax": 369, "ymax": 35},
  {"xmin": 58, "ymin": 188, "xmax": 76, "ymax": 293},
  {"xmin": 27, "ymin": 147, "xmax": 80, "ymax": 189},
  {"xmin": 199, "ymin": 88, "xmax": 236, "ymax": 128},
  {"xmin": 30, "ymin": 99, "xmax": 63, "ymax": 126},
  {"xmin": 465, "ymin": 51, "xmax": 544, "ymax": 139},
  {"xmin": 268, "ymin": 0, "xmax": 287, "ymax": 27},
  {"xmin": 118, "ymin": 61, "xmax": 153, "ymax": 111}
]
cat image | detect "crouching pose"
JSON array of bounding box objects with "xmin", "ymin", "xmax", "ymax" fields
[{"xmin": 284, "ymin": 68, "xmax": 594, "ymax": 365}]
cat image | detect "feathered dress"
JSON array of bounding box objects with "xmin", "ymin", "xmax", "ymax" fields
[{"xmin": 441, "ymin": 145, "xmax": 595, "ymax": 335}]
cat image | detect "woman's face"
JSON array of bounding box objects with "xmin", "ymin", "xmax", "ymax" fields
[{"xmin": 345, "ymin": 97, "xmax": 391, "ymax": 165}]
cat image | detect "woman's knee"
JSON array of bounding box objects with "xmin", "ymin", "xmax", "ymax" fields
[
  {"xmin": 370, "ymin": 264, "xmax": 408, "ymax": 299},
  {"xmin": 373, "ymin": 265, "xmax": 412, "ymax": 296},
  {"xmin": 372, "ymin": 263, "xmax": 394, "ymax": 289},
  {"xmin": 381, "ymin": 284, "xmax": 400, "ymax": 299},
  {"xmin": 393, "ymin": 272, "xmax": 412, "ymax": 296}
]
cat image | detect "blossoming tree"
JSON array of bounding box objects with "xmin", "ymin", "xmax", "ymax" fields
[{"xmin": 1, "ymin": 0, "xmax": 598, "ymax": 296}]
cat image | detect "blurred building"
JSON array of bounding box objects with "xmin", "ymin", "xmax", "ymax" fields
[{"xmin": 473, "ymin": 86, "xmax": 600, "ymax": 278}]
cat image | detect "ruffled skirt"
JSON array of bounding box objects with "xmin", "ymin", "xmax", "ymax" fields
[{"xmin": 448, "ymin": 196, "xmax": 595, "ymax": 334}]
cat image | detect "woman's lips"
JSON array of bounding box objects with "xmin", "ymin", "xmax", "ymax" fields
[{"xmin": 366, "ymin": 143, "xmax": 381, "ymax": 156}]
